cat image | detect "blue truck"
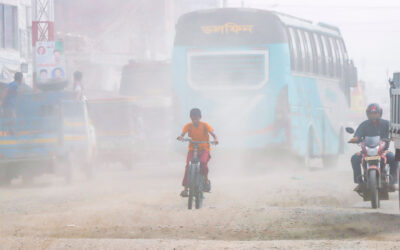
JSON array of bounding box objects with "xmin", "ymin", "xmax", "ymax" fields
[{"xmin": 0, "ymin": 90, "xmax": 96, "ymax": 185}]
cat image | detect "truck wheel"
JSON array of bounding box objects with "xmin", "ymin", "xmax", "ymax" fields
[
  {"xmin": 0, "ymin": 167, "xmax": 11, "ymax": 186},
  {"xmin": 56, "ymin": 155, "xmax": 72, "ymax": 184},
  {"xmin": 83, "ymin": 160, "xmax": 93, "ymax": 179}
]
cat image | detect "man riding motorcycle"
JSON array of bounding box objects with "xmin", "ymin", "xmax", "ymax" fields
[{"xmin": 349, "ymin": 103, "xmax": 398, "ymax": 191}]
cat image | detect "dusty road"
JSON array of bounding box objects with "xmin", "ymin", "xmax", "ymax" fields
[{"xmin": 0, "ymin": 150, "xmax": 400, "ymax": 249}]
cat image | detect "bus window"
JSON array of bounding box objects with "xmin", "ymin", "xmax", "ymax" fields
[
  {"xmin": 297, "ymin": 29, "xmax": 307, "ymax": 73},
  {"xmin": 329, "ymin": 37, "xmax": 340, "ymax": 78},
  {"xmin": 304, "ymin": 31, "xmax": 315, "ymax": 74},
  {"xmin": 333, "ymin": 38, "xmax": 343, "ymax": 78},
  {"xmin": 300, "ymin": 30, "xmax": 311, "ymax": 73},
  {"xmin": 322, "ymin": 35, "xmax": 334, "ymax": 77},
  {"xmin": 293, "ymin": 28, "xmax": 303, "ymax": 72},
  {"xmin": 298, "ymin": 30, "xmax": 307, "ymax": 73},
  {"xmin": 327, "ymin": 37, "xmax": 337, "ymax": 77},
  {"xmin": 338, "ymin": 39, "xmax": 349, "ymax": 64},
  {"xmin": 335, "ymin": 39, "xmax": 344, "ymax": 66},
  {"xmin": 318, "ymin": 34, "xmax": 328, "ymax": 76},
  {"xmin": 287, "ymin": 27, "xmax": 297, "ymax": 71},
  {"xmin": 313, "ymin": 33, "xmax": 325, "ymax": 76}
]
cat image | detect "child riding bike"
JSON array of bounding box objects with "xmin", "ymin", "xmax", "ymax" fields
[{"xmin": 177, "ymin": 108, "xmax": 218, "ymax": 197}]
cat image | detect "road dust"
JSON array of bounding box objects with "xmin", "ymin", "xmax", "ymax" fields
[{"xmin": 1, "ymin": 149, "xmax": 400, "ymax": 249}]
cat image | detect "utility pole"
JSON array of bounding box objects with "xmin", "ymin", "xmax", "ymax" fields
[
  {"xmin": 31, "ymin": 0, "xmax": 55, "ymax": 88},
  {"xmin": 32, "ymin": 0, "xmax": 54, "ymax": 46}
]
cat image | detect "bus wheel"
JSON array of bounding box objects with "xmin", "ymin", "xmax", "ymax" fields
[
  {"xmin": 322, "ymin": 129, "xmax": 342, "ymax": 168},
  {"xmin": 303, "ymin": 130, "xmax": 313, "ymax": 168},
  {"xmin": 322, "ymin": 156, "xmax": 338, "ymax": 168}
]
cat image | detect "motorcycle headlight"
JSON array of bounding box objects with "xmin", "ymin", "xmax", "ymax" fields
[{"xmin": 366, "ymin": 146, "xmax": 379, "ymax": 156}]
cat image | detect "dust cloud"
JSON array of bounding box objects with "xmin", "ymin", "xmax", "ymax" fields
[{"xmin": 1, "ymin": 1, "xmax": 400, "ymax": 249}]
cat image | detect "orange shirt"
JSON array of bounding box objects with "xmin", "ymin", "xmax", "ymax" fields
[{"xmin": 183, "ymin": 121, "xmax": 214, "ymax": 151}]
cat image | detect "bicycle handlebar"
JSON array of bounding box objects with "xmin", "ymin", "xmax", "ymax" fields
[{"xmin": 178, "ymin": 138, "xmax": 218, "ymax": 145}]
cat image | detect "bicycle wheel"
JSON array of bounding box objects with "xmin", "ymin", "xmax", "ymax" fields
[
  {"xmin": 187, "ymin": 164, "xmax": 194, "ymax": 209},
  {"xmin": 188, "ymin": 188, "xmax": 194, "ymax": 209},
  {"xmin": 195, "ymin": 188, "xmax": 203, "ymax": 209}
]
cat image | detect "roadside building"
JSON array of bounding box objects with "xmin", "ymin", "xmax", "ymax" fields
[
  {"xmin": 54, "ymin": 0, "xmax": 220, "ymax": 91},
  {"xmin": 0, "ymin": 0, "xmax": 32, "ymax": 86}
]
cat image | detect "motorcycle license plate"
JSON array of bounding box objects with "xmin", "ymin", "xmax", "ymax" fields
[{"xmin": 365, "ymin": 156, "xmax": 380, "ymax": 161}]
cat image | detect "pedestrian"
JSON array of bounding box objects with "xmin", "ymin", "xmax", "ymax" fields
[
  {"xmin": 73, "ymin": 71, "xmax": 84, "ymax": 100},
  {"xmin": 120, "ymin": 59, "xmax": 135, "ymax": 95},
  {"xmin": 0, "ymin": 72, "xmax": 23, "ymax": 134}
]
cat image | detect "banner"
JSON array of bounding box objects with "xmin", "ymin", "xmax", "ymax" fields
[{"xmin": 35, "ymin": 41, "xmax": 67, "ymax": 84}]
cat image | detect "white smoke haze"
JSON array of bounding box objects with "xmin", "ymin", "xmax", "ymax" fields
[{"xmin": 54, "ymin": 0, "xmax": 400, "ymax": 101}]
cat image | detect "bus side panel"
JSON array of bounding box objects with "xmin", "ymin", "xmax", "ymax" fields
[
  {"xmin": 317, "ymin": 78, "xmax": 347, "ymax": 155},
  {"xmin": 288, "ymin": 75, "xmax": 346, "ymax": 157},
  {"xmin": 288, "ymin": 76, "xmax": 322, "ymax": 157},
  {"xmin": 241, "ymin": 44, "xmax": 290, "ymax": 148},
  {"xmin": 174, "ymin": 44, "xmax": 346, "ymax": 157}
]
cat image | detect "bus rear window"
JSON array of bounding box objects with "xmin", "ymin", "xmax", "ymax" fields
[{"xmin": 188, "ymin": 50, "xmax": 268, "ymax": 89}]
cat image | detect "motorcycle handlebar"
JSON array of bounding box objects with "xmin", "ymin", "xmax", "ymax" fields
[
  {"xmin": 348, "ymin": 139, "xmax": 388, "ymax": 149},
  {"xmin": 348, "ymin": 141, "xmax": 360, "ymax": 144}
]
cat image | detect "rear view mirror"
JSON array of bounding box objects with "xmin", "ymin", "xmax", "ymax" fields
[
  {"xmin": 345, "ymin": 127, "xmax": 355, "ymax": 134},
  {"xmin": 392, "ymin": 72, "xmax": 400, "ymax": 88},
  {"xmin": 346, "ymin": 60, "xmax": 358, "ymax": 87}
]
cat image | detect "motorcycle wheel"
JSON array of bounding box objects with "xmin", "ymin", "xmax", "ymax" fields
[
  {"xmin": 368, "ymin": 170, "xmax": 380, "ymax": 209},
  {"xmin": 188, "ymin": 188, "xmax": 194, "ymax": 210}
]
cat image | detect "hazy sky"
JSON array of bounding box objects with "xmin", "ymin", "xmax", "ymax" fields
[{"xmin": 228, "ymin": 0, "xmax": 400, "ymax": 85}]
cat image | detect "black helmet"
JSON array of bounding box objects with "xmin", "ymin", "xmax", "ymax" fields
[
  {"xmin": 190, "ymin": 108, "xmax": 202, "ymax": 118},
  {"xmin": 14, "ymin": 72, "xmax": 23, "ymax": 81},
  {"xmin": 73, "ymin": 71, "xmax": 83, "ymax": 80},
  {"xmin": 366, "ymin": 103, "xmax": 382, "ymax": 120}
]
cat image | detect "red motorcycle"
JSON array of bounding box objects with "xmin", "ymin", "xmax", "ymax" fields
[{"xmin": 347, "ymin": 127, "xmax": 392, "ymax": 209}]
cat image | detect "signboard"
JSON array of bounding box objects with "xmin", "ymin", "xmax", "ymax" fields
[
  {"xmin": 35, "ymin": 41, "xmax": 67, "ymax": 85},
  {"xmin": 201, "ymin": 23, "xmax": 254, "ymax": 35}
]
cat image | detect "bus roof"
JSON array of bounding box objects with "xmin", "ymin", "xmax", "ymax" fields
[
  {"xmin": 178, "ymin": 8, "xmax": 342, "ymax": 38},
  {"xmin": 274, "ymin": 11, "xmax": 341, "ymax": 37}
]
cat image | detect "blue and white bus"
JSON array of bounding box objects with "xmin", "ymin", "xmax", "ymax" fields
[{"xmin": 172, "ymin": 8, "xmax": 357, "ymax": 166}]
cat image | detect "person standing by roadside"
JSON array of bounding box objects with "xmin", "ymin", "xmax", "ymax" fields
[
  {"xmin": 73, "ymin": 71, "xmax": 84, "ymax": 100},
  {"xmin": 0, "ymin": 72, "xmax": 23, "ymax": 134},
  {"xmin": 120, "ymin": 59, "xmax": 135, "ymax": 95}
]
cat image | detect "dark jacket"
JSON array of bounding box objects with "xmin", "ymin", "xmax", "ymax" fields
[{"xmin": 354, "ymin": 119, "xmax": 390, "ymax": 149}]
